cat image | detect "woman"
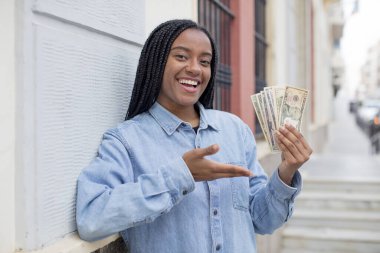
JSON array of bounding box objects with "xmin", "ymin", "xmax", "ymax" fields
[{"xmin": 76, "ymin": 19, "xmax": 312, "ymax": 252}]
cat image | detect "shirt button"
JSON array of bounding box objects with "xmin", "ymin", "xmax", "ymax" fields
[
  {"xmin": 216, "ymin": 244, "xmax": 221, "ymax": 251},
  {"xmin": 182, "ymin": 190, "xmax": 188, "ymax": 195},
  {"xmin": 213, "ymin": 209, "xmax": 218, "ymax": 216}
]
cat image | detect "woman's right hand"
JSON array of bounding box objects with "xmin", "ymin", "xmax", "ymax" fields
[{"xmin": 182, "ymin": 144, "xmax": 253, "ymax": 181}]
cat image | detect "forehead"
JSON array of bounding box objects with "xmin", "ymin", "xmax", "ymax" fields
[{"xmin": 171, "ymin": 28, "xmax": 212, "ymax": 53}]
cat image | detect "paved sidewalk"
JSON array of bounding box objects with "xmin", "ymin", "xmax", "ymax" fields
[{"xmin": 301, "ymin": 91, "xmax": 380, "ymax": 180}]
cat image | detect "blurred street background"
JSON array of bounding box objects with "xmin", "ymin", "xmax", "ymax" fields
[
  {"xmin": 277, "ymin": 90, "xmax": 380, "ymax": 253},
  {"xmin": 1, "ymin": 0, "xmax": 380, "ymax": 252}
]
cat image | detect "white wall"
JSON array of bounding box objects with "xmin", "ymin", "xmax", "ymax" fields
[
  {"xmin": 145, "ymin": 0, "xmax": 197, "ymax": 36},
  {"xmin": 14, "ymin": 0, "xmax": 145, "ymax": 251},
  {"xmin": 312, "ymin": 0, "xmax": 333, "ymax": 126},
  {"xmin": 267, "ymin": 0, "xmax": 287, "ymax": 86},
  {"xmin": 267, "ymin": 0, "xmax": 304, "ymax": 87},
  {"xmin": 0, "ymin": 0, "xmax": 15, "ymax": 252},
  {"xmin": 286, "ymin": 0, "xmax": 300, "ymax": 86},
  {"xmin": 267, "ymin": 0, "xmax": 308, "ymax": 88}
]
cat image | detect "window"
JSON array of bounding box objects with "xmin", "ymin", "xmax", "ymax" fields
[
  {"xmin": 198, "ymin": 0, "xmax": 234, "ymax": 112},
  {"xmin": 254, "ymin": 0, "xmax": 268, "ymax": 134}
]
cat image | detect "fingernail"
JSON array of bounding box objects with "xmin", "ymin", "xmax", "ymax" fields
[{"xmin": 286, "ymin": 123, "xmax": 294, "ymax": 129}]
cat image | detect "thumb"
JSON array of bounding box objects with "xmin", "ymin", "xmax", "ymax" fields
[{"xmin": 195, "ymin": 144, "xmax": 219, "ymax": 158}]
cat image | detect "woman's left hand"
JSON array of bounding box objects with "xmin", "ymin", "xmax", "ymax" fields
[{"xmin": 275, "ymin": 124, "xmax": 313, "ymax": 185}]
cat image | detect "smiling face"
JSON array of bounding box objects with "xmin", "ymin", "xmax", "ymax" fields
[{"xmin": 157, "ymin": 28, "xmax": 213, "ymax": 113}]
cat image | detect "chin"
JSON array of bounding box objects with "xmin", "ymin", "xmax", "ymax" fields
[{"xmin": 177, "ymin": 97, "xmax": 200, "ymax": 106}]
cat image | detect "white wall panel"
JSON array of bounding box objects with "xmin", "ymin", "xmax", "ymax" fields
[
  {"xmin": 13, "ymin": 0, "xmax": 145, "ymax": 251},
  {"xmin": 33, "ymin": 0, "xmax": 145, "ymax": 44},
  {"xmin": 30, "ymin": 24, "xmax": 138, "ymax": 247},
  {"xmin": 0, "ymin": 3, "xmax": 16, "ymax": 252}
]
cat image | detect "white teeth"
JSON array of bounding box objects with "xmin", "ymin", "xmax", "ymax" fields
[{"xmin": 179, "ymin": 79, "xmax": 198, "ymax": 86}]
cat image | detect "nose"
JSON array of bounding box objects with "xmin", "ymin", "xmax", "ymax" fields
[{"xmin": 186, "ymin": 58, "xmax": 201, "ymax": 75}]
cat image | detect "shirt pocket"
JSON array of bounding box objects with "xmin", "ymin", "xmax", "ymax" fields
[{"xmin": 228, "ymin": 162, "xmax": 250, "ymax": 212}]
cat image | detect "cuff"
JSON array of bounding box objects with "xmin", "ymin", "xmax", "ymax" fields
[
  {"xmin": 268, "ymin": 169, "xmax": 302, "ymax": 201},
  {"xmin": 160, "ymin": 157, "xmax": 195, "ymax": 204}
]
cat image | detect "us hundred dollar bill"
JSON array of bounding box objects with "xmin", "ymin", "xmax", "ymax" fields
[{"xmin": 279, "ymin": 86, "xmax": 308, "ymax": 131}]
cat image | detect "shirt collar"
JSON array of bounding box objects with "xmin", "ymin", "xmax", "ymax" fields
[
  {"xmin": 197, "ymin": 102, "xmax": 220, "ymax": 132},
  {"xmin": 148, "ymin": 102, "xmax": 220, "ymax": 135}
]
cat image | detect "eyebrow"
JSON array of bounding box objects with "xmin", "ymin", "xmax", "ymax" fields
[{"xmin": 171, "ymin": 46, "xmax": 212, "ymax": 57}]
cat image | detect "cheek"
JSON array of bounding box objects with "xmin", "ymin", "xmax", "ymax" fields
[
  {"xmin": 204, "ymin": 68, "xmax": 211, "ymax": 83},
  {"xmin": 162, "ymin": 61, "xmax": 174, "ymax": 80}
]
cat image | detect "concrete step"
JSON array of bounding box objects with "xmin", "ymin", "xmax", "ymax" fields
[
  {"xmin": 296, "ymin": 192, "xmax": 380, "ymax": 211},
  {"xmin": 302, "ymin": 178, "xmax": 380, "ymax": 193},
  {"xmin": 282, "ymin": 227, "xmax": 380, "ymax": 253},
  {"xmin": 290, "ymin": 209, "xmax": 380, "ymax": 231}
]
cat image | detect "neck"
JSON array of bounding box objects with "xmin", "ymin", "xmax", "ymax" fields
[
  {"xmin": 159, "ymin": 103, "xmax": 200, "ymax": 127},
  {"xmin": 175, "ymin": 106, "xmax": 200, "ymax": 127}
]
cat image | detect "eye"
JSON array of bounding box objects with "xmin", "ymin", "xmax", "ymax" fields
[
  {"xmin": 175, "ymin": 54, "xmax": 187, "ymax": 61},
  {"xmin": 200, "ymin": 60, "xmax": 211, "ymax": 67}
]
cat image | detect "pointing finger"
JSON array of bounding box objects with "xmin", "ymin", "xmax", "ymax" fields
[{"xmin": 213, "ymin": 163, "xmax": 253, "ymax": 177}]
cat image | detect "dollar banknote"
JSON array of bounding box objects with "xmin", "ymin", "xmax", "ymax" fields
[
  {"xmin": 260, "ymin": 91, "xmax": 276, "ymax": 151},
  {"xmin": 251, "ymin": 94, "xmax": 271, "ymax": 148},
  {"xmin": 258, "ymin": 92, "xmax": 271, "ymax": 146},
  {"xmin": 259, "ymin": 92, "xmax": 268, "ymax": 131},
  {"xmin": 278, "ymin": 86, "xmax": 308, "ymax": 131},
  {"xmin": 274, "ymin": 87, "xmax": 285, "ymax": 125},
  {"xmin": 250, "ymin": 85, "xmax": 308, "ymax": 152},
  {"xmin": 264, "ymin": 88, "xmax": 280, "ymax": 151}
]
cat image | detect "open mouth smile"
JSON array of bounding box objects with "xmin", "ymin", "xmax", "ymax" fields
[{"xmin": 179, "ymin": 79, "xmax": 200, "ymax": 88}]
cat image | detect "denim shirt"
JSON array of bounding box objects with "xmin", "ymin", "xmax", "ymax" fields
[{"xmin": 76, "ymin": 102, "xmax": 302, "ymax": 253}]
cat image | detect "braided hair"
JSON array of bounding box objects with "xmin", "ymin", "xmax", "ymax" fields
[{"xmin": 125, "ymin": 19, "xmax": 218, "ymax": 120}]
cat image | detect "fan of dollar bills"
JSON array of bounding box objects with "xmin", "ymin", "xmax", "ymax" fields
[{"xmin": 250, "ymin": 86, "xmax": 308, "ymax": 152}]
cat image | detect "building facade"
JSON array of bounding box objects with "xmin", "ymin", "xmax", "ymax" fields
[
  {"xmin": 361, "ymin": 41, "xmax": 380, "ymax": 98},
  {"xmin": 0, "ymin": 0, "xmax": 343, "ymax": 252}
]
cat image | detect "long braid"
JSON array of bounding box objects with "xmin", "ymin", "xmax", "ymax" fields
[{"xmin": 126, "ymin": 19, "xmax": 218, "ymax": 120}]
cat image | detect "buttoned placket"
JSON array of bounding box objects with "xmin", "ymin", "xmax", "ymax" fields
[
  {"xmin": 194, "ymin": 124, "xmax": 223, "ymax": 252},
  {"xmin": 208, "ymin": 180, "xmax": 223, "ymax": 252},
  {"xmin": 194, "ymin": 126, "xmax": 223, "ymax": 252}
]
